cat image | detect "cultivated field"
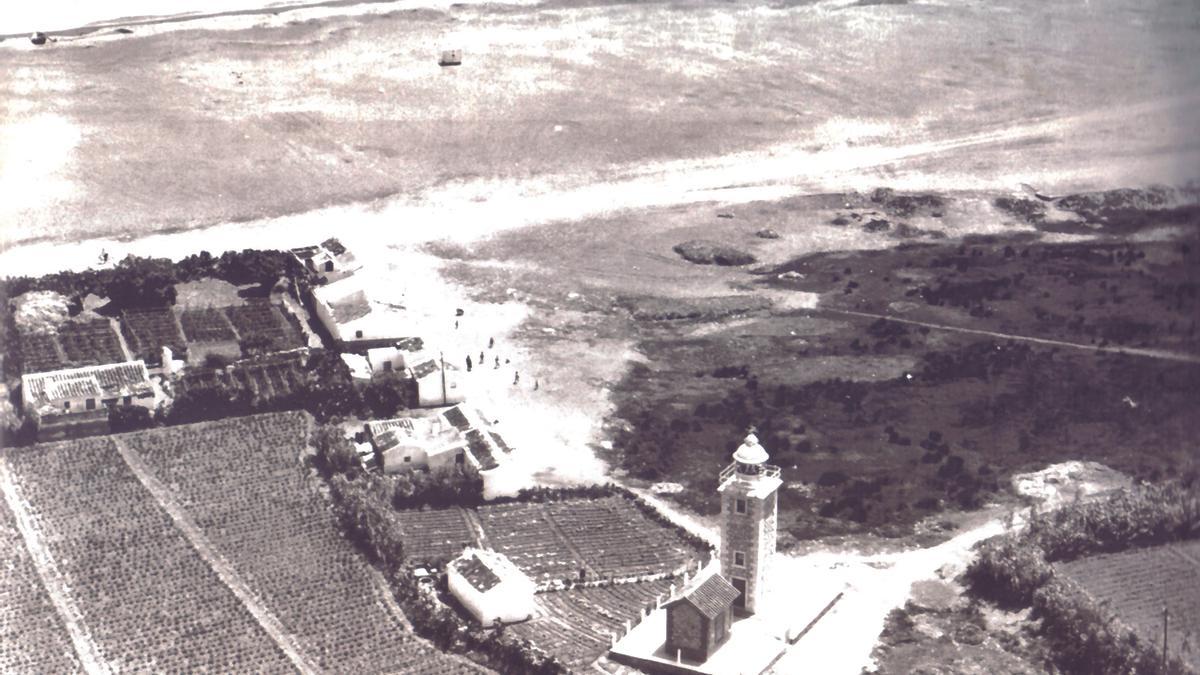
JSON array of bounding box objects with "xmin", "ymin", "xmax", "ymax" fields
[
  {"xmin": 475, "ymin": 496, "xmax": 703, "ymax": 583},
  {"xmin": 18, "ymin": 317, "xmax": 127, "ymax": 373},
  {"xmin": 4, "ymin": 437, "xmax": 293, "ymax": 672},
  {"xmin": 223, "ymin": 300, "xmax": 306, "ymax": 352},
  {"xmin": 1056, "ymin": 540, "xmax": 1200, "ymax": 671},
  {"xmin": 508, "ymin": 578, "xmax": 674, "ymax": 670},
  {"xmin": 0, "ymin": 412, "xmax": 486, "ymax": 674},
  {"xmin": 120, "ymin": 307, "xmax": 186, "ymax": 365},
  {"xmin": 120, "ymin": 412, "xmax": 482, "ymax": 674},
  {"xmin": 394, "ymin": 506, "xmax": 480, "ymax": 563},
  {"xmin": 0, "ymin": 490, "xmax": 82, "ymax": 674},
  {"xmin": 179, "ymin": 306, "xmax": 239, "ymax": 342}
]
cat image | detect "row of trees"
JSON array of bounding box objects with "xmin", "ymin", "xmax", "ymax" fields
[
  {"xmin": 965, "ymin": 484, "xmax": 1200, "ymax": 674},
  {"xmin": 2, "ymin": 249, "xmax": 306, "ymax": 313}
]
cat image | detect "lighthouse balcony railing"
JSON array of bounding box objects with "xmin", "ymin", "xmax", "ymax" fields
[{"xmin": 719, "ymin": 462, "xmax": 781, "ymax": 486}]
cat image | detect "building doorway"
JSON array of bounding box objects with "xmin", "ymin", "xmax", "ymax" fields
[{"xmin": 731, "ymin": 577, "xmax": 746, "ymax": 610}]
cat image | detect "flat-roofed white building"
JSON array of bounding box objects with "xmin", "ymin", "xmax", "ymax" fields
[
  {"xmin": 410, "ymin": 356, "xmax": 463, "ymax": 408},
  {"xmin": 447, "ymin": 548, "xmax": 536, "ymax": 626}
]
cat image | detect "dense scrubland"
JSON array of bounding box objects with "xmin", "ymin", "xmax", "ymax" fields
[{"xmin": 606, "ymin": 190, "xmax": 1200, "ymax": 543}]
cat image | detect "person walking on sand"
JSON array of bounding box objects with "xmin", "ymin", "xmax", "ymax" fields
[
  {"xmin": 494, "ymin": 355, "xmax": 500, "ymax": 368},
  {"xmin": 480, "ymin": 351, "xmax": 484, "ymax": 364},
  {"xmin": 466, "ymin": 355, "xmax": 472, "ymax": 372},
  {"xmin": 513, "ymin": 372, "xmax": 520, "ymax": 386},
  {"xmin": 534, "ymin": 379, "xmax": 539, "ymax": 391},
  {"xmin": 488, "ymin": 337, "xmax": 494, "ymax": 349},
  {"xmin": 455, "ymin": 320, "xmax": 459, "ymax": 330}
]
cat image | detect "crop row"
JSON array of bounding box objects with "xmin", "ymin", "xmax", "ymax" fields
[
  {"xmin": 507, "ymin": 579, "xmax": 673, "ymax": 669},
  {"xmin": 1056, "ymin": 540, "xmax": 1200, "ymax": 670},
  {"xmin": 544, "ymin": 497, "xmax": 694, "ymax": 577},
  {"xmin": 120, "ymin": 412, "xmax": 478, "ymax": 674},
  {"xmin": 393, "ymin": 507, "xmax": 479, "ymax": 563},
  {"xmin": 18, "ymin": 319, "xmax": 127, "ymax": 374},
  {"xmin": 6, "ymin": 437, "xmax": 293, "ymax": 672},
  {"xmin": 179, "ymin": 307, "xmax": 238, "ymax": 343},
  {"xmin": 474, "ymin": 497, "xmax": 699, "ymax": 583},
  {"xmin": 474, "ymin": 502, "xmax": 584, "ymax": 582},
  {"xmin": 120, "ymin": 308, "xmax": 186, "ymax": 365},
  {"xmin": 223, "ymin": 302, "xmax": 304, "ymax": 350},
  {"xmin": 0, "ymin": 492, "xmax": 83, "ymax": 674}
]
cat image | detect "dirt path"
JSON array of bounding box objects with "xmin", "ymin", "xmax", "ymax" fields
[
  {"xmin": 0, "ymin": 458, "xmax": 112, "ymax": 675},
  {"xmin": 767, "ymin": 516, "xmax": 1007, "ymax": 674},
  {"xmin": 110, "ymin": 437, "xmax": 321, "ymax": 675},
  {"xmin": 821, "ymin": 307, "xmax": 1200, "ymax": 364}
]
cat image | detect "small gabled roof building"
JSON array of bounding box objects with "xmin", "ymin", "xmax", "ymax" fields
[
  {"xmin": 664, "ymin": 572, "xmax": 740, "ymax": 663},
  {"xmin": 290, "ymin": 237, "xmax": 360, "ymax": 283},
  {"xmin": 21, "ymin": 361, "xmax": 154, "ymax": 417}
]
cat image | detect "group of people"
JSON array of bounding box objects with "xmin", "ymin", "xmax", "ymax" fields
[{"xmin": 462, "ymin": 336, "xmax": 538, "ymax": 390}]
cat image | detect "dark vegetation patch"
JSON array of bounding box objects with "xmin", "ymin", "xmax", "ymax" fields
[
  {"xmin": 994, "ymin": 196, "xmax": 1047, "ymax": 224},
  {"xmin": 869, "ymin": 188, "xmax": 945, "ymax": 218},
  {"xmin": 765, "ymin": 237, "xmax": 1200, "ymax": 353},
  {"xmin": 615, "ymin": 294, "xmax": 770, "ymax": 322},
  {"xmin": 607, "ymin": 235, "xmax": 1200, "ymax": 543},
  {"xmin": 672, "ymin": 240, "xmax": 756, "ymax": 266}
]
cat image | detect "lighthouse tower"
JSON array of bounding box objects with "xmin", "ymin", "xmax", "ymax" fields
[{"xmin": 717, "ymin": 431, "xmax": 782, "ymax": 615}]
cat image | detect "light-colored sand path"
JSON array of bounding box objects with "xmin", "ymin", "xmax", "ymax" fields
[
  {"xmin": 0, "ymin": 458, "xmax": 112, "ymax": 675},
  {"xmin": 821, "ymin": 307, "xmax": 1200, "ymax": 364},
  {"xmin": 110, "ymin": 437, "xmax": 321, "ymax": 675}
]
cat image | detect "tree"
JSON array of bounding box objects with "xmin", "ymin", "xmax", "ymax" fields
[
  {"xmin": 108, "ymin": 404, "xmax": 154, "ymax": 433},
  {"xmin": 104, "ymin": 255, "xmax": 178, "ymax": 309},
  {"xmin": 363, "ymin": 371, "xmax": 413, "ymax": 418},
  {"xmin": 311, "ymin": 424, "xmax": 361, "ymax": 477}
]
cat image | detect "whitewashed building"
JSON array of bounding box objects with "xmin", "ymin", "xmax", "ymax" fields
[
  {"xmin": 21, "ymin": 361, "xmax": 155, "ymax": 417},
  {"xmin": 290, "ymin": 238, "xmax": 361, "ymax": 284},
  {"xmin": 367, "ymin": 414, "xmax": 471, "ymax": 473},
  {"xmin": 447, "ymin": 548, "xmax": 536, "ymax": 626},
  {"xmin": 410, "ymin": 357, "xmax": 463, "ymax": 408}
]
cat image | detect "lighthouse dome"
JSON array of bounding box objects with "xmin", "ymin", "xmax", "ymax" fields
[{"xmin": 733, "ymin": 433, "xmax": 770, "ymax": 465}]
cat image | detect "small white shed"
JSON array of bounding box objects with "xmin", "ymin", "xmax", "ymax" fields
[{"xmin": 447, "ymin": 548, "xmax": 535, "ymax": 626}]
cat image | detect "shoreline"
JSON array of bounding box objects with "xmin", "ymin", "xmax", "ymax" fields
[{"xmin": 2, "ymin": 0, "xmax": 458, "ymax": 40}]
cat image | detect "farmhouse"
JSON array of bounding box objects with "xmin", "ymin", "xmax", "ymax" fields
[
  {"xmin": 290, "ymin": 237, "xmax": 360, "ymax": 283},
  {"xmin": 664, "ymin": 572, "xmax": 740, "ymax": 662},
  {"xmin": 447, "ymin": 548, "xmax": 536, "ymax": 626},
  {"xmin": 367, "ymin": 414, "xmax": 471, "ymax": 473},
  {"xmin": 22, "ymin": 360, "xmax": 155, "ymax": 416},
  {"xmin": 367, "ymin": 404, "xmax": 506, "ymax": 474},
  {"xmin": 310, "ymin": 274, "xmax": 412, "ymax": 346}
]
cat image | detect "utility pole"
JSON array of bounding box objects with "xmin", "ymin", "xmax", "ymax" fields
[
  {"xmin": 1163, "ymin": 605, "xmax": 1170, "ymax": 671},
  {"xmin": 440, "ymin": 352, "xmax": 448, "ymax": 407}
]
